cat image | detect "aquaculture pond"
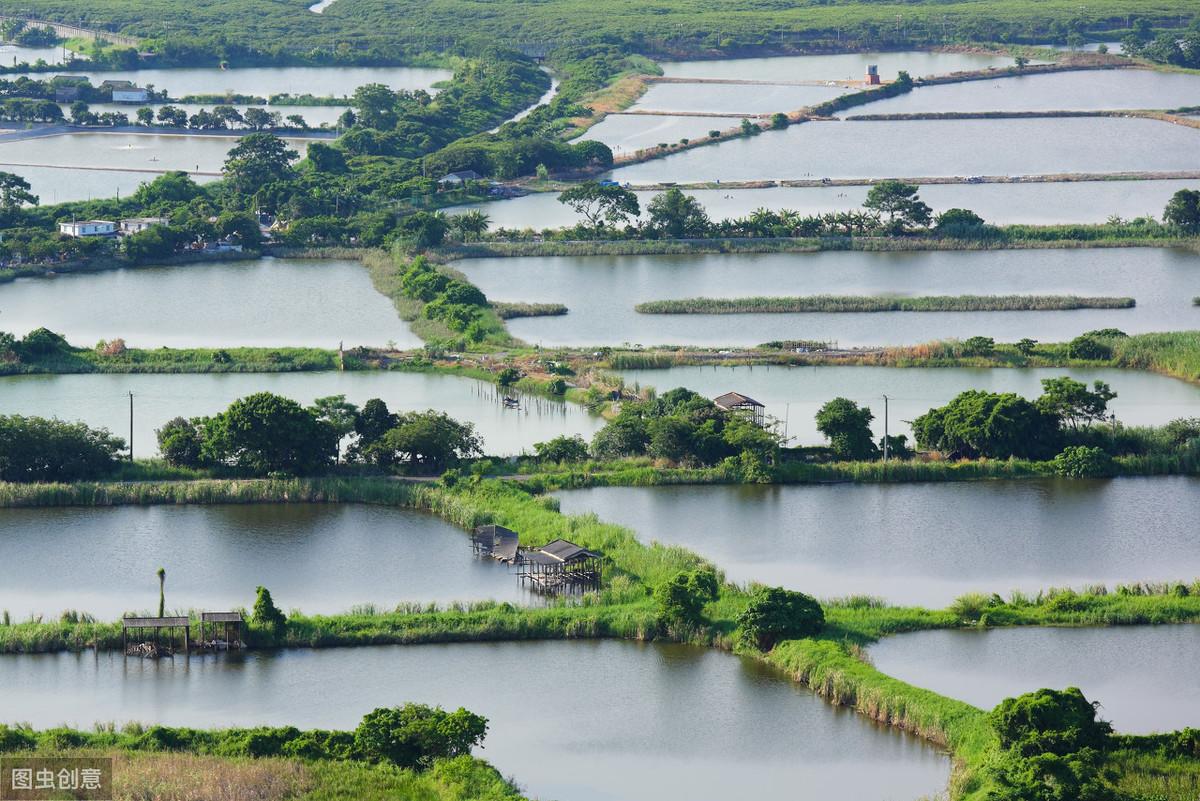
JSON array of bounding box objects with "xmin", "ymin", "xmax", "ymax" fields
[
  {"xmin": 0, "ymin": 371, "xmax": 602, "ymax": 458},
  {"xmin": 0, "ymin": 640, "xmax": 951, "ymax": 801},
  {"xmin": 0, "ymin": 42, "xmax": 68, "ymax": 65},
  {"xmin": 611, "ymin": 117, "xmax": 1200, "ymax": 183},
  {"xmin": 855, "ymin": 68, "xmax": 1200, "ymax": 114},
  {"xmin": 0, "ymin": 131, "xmax": 314, "ymax": 202},
  {"xmin": 448, "ymin": 179, "xmax": 1195, "ymax": 229},
  {"xmin": 11, "ymin": 65, "xmax": 451, "ymax": 98},
  {"xmin": 869, "ymin": 625, "xmax": 1200, "ymax": 733},
  {"xmin": 615, "ymin": 365, "xmax": 1200, "ymax": 444},
  {"xmin": 630, "ymin": 81, "xmax": 845, "ymax": 115},
  {"xmin": 584, "ymin": 113, "xmax": 727, "ymax": 154},
  {"xmin": 553, "ymin": 477, "xmax": 1200, "ymax": 607},
  {"xmin": 0, "ymin": 504, "xmax": 525, "ymax": 620},
  {"xmin": 0, "ymin": 257, "xmax": 417, "ymax": 349},
  {"xmin": 455, "ymin": 247, "xmax": 1200, "ymax": 348},
  {"xmin": 659, "ymin": 50, "xmax": 1025, "ymax": 82}
]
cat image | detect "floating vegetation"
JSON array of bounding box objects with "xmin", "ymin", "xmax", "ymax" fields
[{"xmin": 635, "ymin": 295, "xmax": 1136, "ymax": 314}]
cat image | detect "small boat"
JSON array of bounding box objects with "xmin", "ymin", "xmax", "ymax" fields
[{"xmin": 502, "ymin": 396, "xmax": 520, "ymax": 408}]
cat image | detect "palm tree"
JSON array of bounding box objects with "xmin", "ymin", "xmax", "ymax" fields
[
  {"xmin": 457, "ymin": 210, "xmax": 490, "ymax": 242},
  {"xmin": 156, "ymin": 567, "xmax": 166, "ymax": 618}
]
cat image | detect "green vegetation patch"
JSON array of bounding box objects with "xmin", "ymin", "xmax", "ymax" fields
[{"xmin": 634, "ymin": 295, "xmax": 1136, "ymax": 314}]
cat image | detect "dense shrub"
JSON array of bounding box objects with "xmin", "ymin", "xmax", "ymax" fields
[
  {"xmin": 736, "ymin": 586, "xmax": 824, "ymax": 650},
  {"xmin": 354, "ymin": 704, "xmax": 487, "ymax": 770},
  {"xmin": 654, "ymin": 568, "xmax": 719, "ymax": 627}
]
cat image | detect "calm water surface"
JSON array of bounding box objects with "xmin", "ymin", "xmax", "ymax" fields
[
  {"xmin": 858, "ymin": 69, "xmax": 1200, "ymax": 114},
  {"xmin": 585, "ymin": 113, "xmax": 727, "ymax": 153},
  {"xmin": 869, "ymin": 626, "xmax": 1200, "ymax": 733},
  {"xmin": 0, "ymin": 43, "xmax": 67, "ymax": 65},
  {"xmin": 0, "ymin": 371, "xmax": 602, "ymax": 457},
  {"xmin": 0, "ymin": 640, "xmax": 950, "ymax": 801},
  {"xmin": 612, "ymin": 117, "xmax": 1200, "ymax": 183},
  {"xmin": 11, "ymin": 65, "xmax": 450, "ymax": 98},
  {"xmin": 456, "ymin": 248, "xmax": 1200, "ymax": 347},
  {"xmin": 660, "ymin": 51, "xmax": 1025, "ymax": 81},
  {"xmin": 553, "ymin": 477, "xmax": 1200, "ymax": 606},
  {"xmin": 632, "ymin": 82, "xmax": 845, "ymax": 115},
  {"xmin": 0, "ymin": 165, "xmax": 217, "ymax": 205},
  {"xmin": 0, "ymin": 257, "xmax": 417, "ymax": 349},
  {"xmin": 0, "ymin": 504, "xmax": 523, "ymax": 619},
  {"xmin": 616, "ymin": 365, "xmax": 1200, "ymax": 444},
  {"xmin": 0, "ymin": 132, "xmax": 312, "ymax": 202},
  {"xmin": 448, "ymin": 180, "xmax": 1196, "ymax": 229}
]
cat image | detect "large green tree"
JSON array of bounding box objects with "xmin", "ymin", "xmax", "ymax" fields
[
  {"xmin": 373, "ymin": 411, "xmax": 482, "ymax": 473},
  {"xmin": 646, "ymin": 187, "xmax": 711, "ymax": 238},
  {"xmin": 558, "ymin": 181, "xmax": 640, "ymax": 229},
  {"xmin": 0, "ymin": 415, "xmax": 125, "ymax": 482},
  {"xmin": 912, "ymin": 390, "xmax": 1060, "ymax": 460},
  {"xmin": 815, "ymin": 397, "xmax": 878, "ymax": 460},
  {"xmin": 1036, "ymin": 377, "xmax": 1116, "ymax": 431},
  {"xmin": 863, "ymin": 180, "xmax": 932, "ymax": 233},
  {"xmin": 0, "ymin": 171, "xmax": 37, "ymax": 224},
  {"xmin": 201, "ymin": 392, "xmax": 337, "ymax": 474},
  {"xmin": 1164, "ymin": 188, "xmax": 1200, "ymax": 234},
  {"xmin": 222, "ymin": 133, "xmax": 298, "ymax": 196}
]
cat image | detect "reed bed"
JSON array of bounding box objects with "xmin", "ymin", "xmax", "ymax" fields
[
  {"xmin": 492, "ymin": 302, "xmax": 568, "ymax": 319},
  {"xmin": 634, "ymin": 295, "xmax": 1136, "ymax": 315}
]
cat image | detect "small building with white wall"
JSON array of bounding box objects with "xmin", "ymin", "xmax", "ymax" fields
[
  {"xmin": 59, "ymin": 220, "xmax": 117, "ymax": 237},
  {"xmin": 120, "ymin": 217, "xmax": 170, "ymax": 234}
]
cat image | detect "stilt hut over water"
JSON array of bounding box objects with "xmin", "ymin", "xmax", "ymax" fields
[
  {"xmin": 472, "ymin": 524, "xmax": 521, "ymax": 563},
  {"xmin": 200, "ymin": 611, "xmax": 245, "ymax": 649},
  {"xmin": 122, "ymin": 616, "xmax": 190, "ymax": 657},
  {"xmin": 518, "ymin": 539, "xmax": 603, "ymax": 593},
  {"xmin": 713, "ymin": 391, "xmax": 766, "ymax": 427}
]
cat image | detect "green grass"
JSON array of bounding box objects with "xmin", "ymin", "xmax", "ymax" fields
[
  {"xmin": 0, "ymin": 345, "xmax": 343, "ymax": 376},
  {"xmin": 634, "ymin": 295, "xmax": 1135, "ymax": 314},
  {"xmin": 491, "ymin": 302, "xmax": 569, "ymax": 319}
]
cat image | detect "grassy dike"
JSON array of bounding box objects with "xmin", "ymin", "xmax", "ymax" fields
[{"xmin": 2, "ymin": 475, "xmax": 1199, "ymax": 798}]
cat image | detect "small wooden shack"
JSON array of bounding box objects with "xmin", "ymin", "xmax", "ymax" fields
[
  {"xmin": 472, "ymin": 524, "xmax": 521, "ymax": 563},
  {"xmin": 122, "ymin": 616, "xmax": 190, "ymax": 657},
  {"xmin": 713, "ymin": 391, "xmax": 766, "ymax": 427},
  {"xmin": 517, "ymin": 538, "xmax": 602, "ymax": 593},
  {"xmin": 199, "ymin": 611, "xmax": 245, "ymax": 650}
]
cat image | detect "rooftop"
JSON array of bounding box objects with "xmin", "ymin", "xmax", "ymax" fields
[{"xmin": 713, "ymin": 391, "xmax": 764, "ymax": 410}]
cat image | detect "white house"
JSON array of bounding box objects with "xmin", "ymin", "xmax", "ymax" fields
[
  {"xmin": 59, "ymin": 220, "xmax": 117, "ymax": 237},
  {"xmin": 437, "ymin": 170, "xmax": 482, "ymax": 188},
  {"xmin": 120, "ymin": 217, "xmax": 170, "ymax": 235}
]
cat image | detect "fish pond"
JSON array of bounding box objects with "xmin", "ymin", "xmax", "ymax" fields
[
  {"xmin": 455, "ymin": 247, "xmax": 1200, "ymax": 348},
  {"xmin": 855, "ymin": 68, "xmax": 1200, "ymax": 114},
  {"xmin": 0, "ymin": 370, "xmax": 602, "ymax": 457},
  {"xmin": 611, "ymin": 117, "xmax": 1200, "ymax": 183},
  {"xmin": 0, "ymin": 503, "xmax": 525, "ymax": 620},
  {"xmin": 659, "ymin": 51, "xmax": 1026, "ymax": 82},
  {"xmin": 0, "ymin": 257, "xmax": 417, "ymax": 349},
  {"xmin": 615, "ymin": 364, "xmax": 1200, "ymax": 444},
  {"xmin": 868, "ymin": 625, "xmax": 1200, "ymax": 733},
  {"xmin": 553, "ymin": 477, "xmax": 1200, "ymax": 607},
  {"xmin": 448, "ymin": 179, "xmax": 1196, "ymax": 229},
  {"xmin": 0, "ymin": 131, "xmax": 315, "ymax": 203},
  {"xmin": 0, "ymin": 640, "xmax": 951, "ymax": 801}
]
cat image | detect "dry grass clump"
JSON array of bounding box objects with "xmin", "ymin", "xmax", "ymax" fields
[{"xmin": 113, "ymin": 752, "xmax": 312, "ymax": 801}]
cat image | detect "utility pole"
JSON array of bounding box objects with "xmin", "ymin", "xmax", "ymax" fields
[
  {"xmin": 882, "ymin": 394, "xmax": 890, "ymax": 462},
  {"xmin": 128, "ymin": 391, "xmax": 134, "ymax": 462}
]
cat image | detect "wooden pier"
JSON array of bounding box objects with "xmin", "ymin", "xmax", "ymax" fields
[{"xmin": 472, "ymin": 527, "xmax": 602, "ymax": 594}]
